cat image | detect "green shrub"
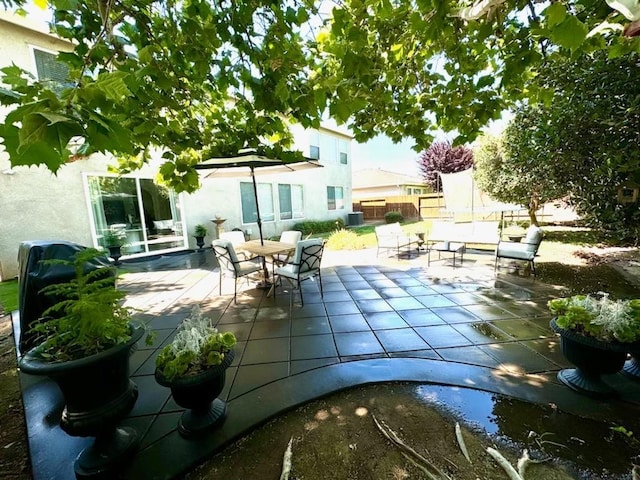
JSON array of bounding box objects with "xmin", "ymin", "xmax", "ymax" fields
[
  {"xmin": 384, "ymin": 211, "xmax": 403, "ymax": 224},
  {"xmin": 292, "ymin": 218, "xmax": 345, "ymax": 235},
  {"xmin": 326, "ymin": 229, "xmax": 367, "ymax": 250}
]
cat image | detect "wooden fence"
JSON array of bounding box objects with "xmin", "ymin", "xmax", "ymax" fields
[{"xmin": 353, "ymin": 194, "xmax": 535, "ymax": 223}]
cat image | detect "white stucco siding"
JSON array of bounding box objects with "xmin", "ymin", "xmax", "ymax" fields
[
  {"xmin": 0, "ymin": 155, "xmax": 105, "ymax": 279},
  {"xmin": 184, "ymin": 162, "xmax": 352, "ymax": 242},
  {"xmin": 0, "ymin": 16, "xmax": 73, "ymax": 75}
]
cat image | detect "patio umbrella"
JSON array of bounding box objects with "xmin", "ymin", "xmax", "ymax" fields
[{"xmin": 194, "ymin": 151, "xmax": 322, "ymax": 245}]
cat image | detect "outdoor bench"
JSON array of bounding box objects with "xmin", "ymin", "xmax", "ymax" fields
[{"xmin": 427, "ymin": 220, "xmax": 500, "ymax": 248}]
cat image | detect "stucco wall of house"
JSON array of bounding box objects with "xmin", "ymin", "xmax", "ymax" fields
[
  {"xmin": 0, "ymin": 14, "xmax": 73, "ymax": 74},
  {"xmin": 182, "ymin": 160, "xmax": 353, "ymax": 243},
  {"xmin": 0, "ymin": 155, "xmax": 104, "ymax": 280}
]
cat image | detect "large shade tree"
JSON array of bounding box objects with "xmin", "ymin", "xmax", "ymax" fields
[
  {"xmin": 473, "ymin": 132, "xmax": 566, "ymax": 226},
  {"xmin": 496, "ymin": 51, "xmax": 640, "ymax": 240},
  {"xmin": 1, "ymin": 0, "xmax": 639, "ymax": 193}
]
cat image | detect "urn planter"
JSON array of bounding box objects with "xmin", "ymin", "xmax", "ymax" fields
[
  {"xmin": 550, "ymin": 318, "xmax": 631, "ymax": 398},
  {"xmin": 107, "ymin": 245, "xmax": 123, "ymax": 266},
  {"xmin": 155, "ymin": 349, "xmax": 234, "ymax": 438},
  {"xmin": 19, "ymin": 324, "xmax": 143, "ymax": 479},
  {"xmin": 194, "ymin": 235, "xmax": 205, "ymax": 251}
]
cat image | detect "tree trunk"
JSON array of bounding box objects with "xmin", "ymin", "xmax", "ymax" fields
[{"xmin": 528, "ymin": 194, "xmax": 540, "ymax": 226}]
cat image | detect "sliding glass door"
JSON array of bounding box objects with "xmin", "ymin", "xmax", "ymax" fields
[{"xmin": 86, "ymin": 175, "xmax": 186, "ymax": 255}]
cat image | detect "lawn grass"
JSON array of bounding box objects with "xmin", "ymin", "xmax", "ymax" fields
[
  {"xmin": 541, "ymin": 225, "xmax": 622, "ymax": 247},
  {"xmin": 0, "ymin": 279, "xmax": 19, "ymax": 314}
]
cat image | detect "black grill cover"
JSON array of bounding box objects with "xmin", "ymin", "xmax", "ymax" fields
[{"xmin": 17, "ymin": 240, "xmax": 113, "ymax": 353}]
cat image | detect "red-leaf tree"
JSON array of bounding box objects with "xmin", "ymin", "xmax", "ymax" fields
[{"xmin": 418, "ymin": 142, "xmax": 474, "ymax": 191}]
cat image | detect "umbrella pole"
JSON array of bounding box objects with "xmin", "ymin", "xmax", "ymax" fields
[{"xmin": 250, "ymin": 167, "xmax": 264, "ymax": 246}]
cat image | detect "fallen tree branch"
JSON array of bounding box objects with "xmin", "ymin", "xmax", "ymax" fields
[
  {"xmin": 487, "ymin": 447, "xmax": 524, "ymax": 480},
  {"xmin": 372, "ymin": 413, "xmax": 451, "ymax": 480},
  {"xmin": 455, "ymin": 422, "xmax": 472, "ymax": 464},
  {"xmin": 279, "ymin": 437, "xmax": 293, "ymax": 480}
]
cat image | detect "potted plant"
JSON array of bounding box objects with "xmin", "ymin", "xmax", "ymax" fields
[
  {"xmin": 548, "ymin": 293, "xmax": 640, "ymax": 397},
  {"xmin": 103, "ymin": 229, "xmax": 127, "ymax": 265},
  {"xmin": 18, "ymin": 248, "xmax": 148, "ymax": 478},
  {"xmin": 155, "ymin": 306, "xmax": 236, "ymax": 438},
  {"xmin": 193, "ymin": 224, "xmax": 208, "ymax": 251}
]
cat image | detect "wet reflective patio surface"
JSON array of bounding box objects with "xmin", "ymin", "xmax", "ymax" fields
[{"xmin": 16, "ymin": 248, "xmax": 640, "ymax": 479}]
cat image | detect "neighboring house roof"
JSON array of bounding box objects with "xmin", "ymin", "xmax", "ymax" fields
[{"xmin": 352, "ymin": 168, "xmax": 426, "ymax": 189}]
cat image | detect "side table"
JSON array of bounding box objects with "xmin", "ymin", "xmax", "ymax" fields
[{"xmin": 427, "ymin": 241, "xmax": 466, "ymax": 267}]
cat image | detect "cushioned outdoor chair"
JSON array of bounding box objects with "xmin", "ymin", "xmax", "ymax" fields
[
  {"xmin": 272, "ymin": 230, "xmax": 302, "ymax": 267},
  {"xmin": 495, "ymin": 225, "xmax": 544, "ymax": 276},
  {"xmin": 274, "ymin": 238, "xmax": 325, "ymax": 306},
  {"xmin": 211, "ymin": 239, "xmax": 264, "ymax": 304},
  {"xmin": 219, "ymin": 230, "xmax": 248, "ymax": 259}
]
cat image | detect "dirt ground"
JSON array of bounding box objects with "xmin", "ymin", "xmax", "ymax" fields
[
  {"xmin": 0, "ymin": 314, "xmax": 31, "ymax": 480},
  {"xmin": 188, "ymin": 384, "xmax": 580, "ymax": 480},
  {"xmin": 1, "ymin": 241, "xmax": 640, "ymax": 480}
]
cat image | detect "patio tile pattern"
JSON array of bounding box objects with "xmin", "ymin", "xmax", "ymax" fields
[{"xmin": 14, "ymin": 249, "xmax": 640, "ymax": 480}]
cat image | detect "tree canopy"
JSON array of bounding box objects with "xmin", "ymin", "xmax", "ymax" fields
[
  {"xmin": 473, "ymin": 131, "xmax": 566, "ymax": 225},
  {"xmin": 491, "ymin": 51, "xmax": 640, "ymax": 239},
  {"xmin": 1, "ymin": 0, "xmax": 639, "ymax": 192}
]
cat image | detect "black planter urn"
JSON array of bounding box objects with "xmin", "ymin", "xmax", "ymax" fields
[
  {"xmin": 194, "ymin": 236, "xmax": 205, "ymax": 251},
  {"xmin": 155, "ymin": 349, "xmax": 234, "ymax": 438},
  {"xmin": 550, "ymin": 318, "xmax": 631, "ymax": 398},
  {"xmin": 19, "ymin": 325, "xmax": 143, "ymax": 479},
  {"xmin": 107, "ymin": 246, "xmax": 123, "ymax": 266}
]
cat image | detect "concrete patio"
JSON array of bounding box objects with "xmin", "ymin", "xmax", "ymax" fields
[{"xmin": 16, "ymin": 247, "xmax": 640, "ymax": 479}]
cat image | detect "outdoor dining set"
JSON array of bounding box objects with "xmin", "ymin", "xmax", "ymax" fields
[{"xmin": 211, "ymin": 230, "xmax": 325, "ymax": 305}]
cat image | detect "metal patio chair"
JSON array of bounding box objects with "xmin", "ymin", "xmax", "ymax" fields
[
  {"xmin": 274, "ymin": 238, "xmax": 324, "ymax": 306},
  {"xmin": 211, "ymin": 239, "xmax": 264, "ymax": 304}
]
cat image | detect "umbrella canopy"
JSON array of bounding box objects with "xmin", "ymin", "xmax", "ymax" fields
[{"xmin": 194, "ymin": 152, "xmax": 322, "ymax": 245}]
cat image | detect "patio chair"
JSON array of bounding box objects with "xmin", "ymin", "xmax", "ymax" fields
[
  {"xmin": 274, "ymin": 238, "xmax": 325, "ymax": 306},
  {"xmin": 495, "ymin": 225, "xmax": 544, "ymax": 276},
  {"xmin": 211, "ymin": 239, "xmax": 264, "ymax": 304},
  {"xmin": 272, "ymin": 230, "xmax": 302, "ymax": 267},
  {"xmin": 219, "ymin": 230, "xmax": 248, "ymax": 259}
]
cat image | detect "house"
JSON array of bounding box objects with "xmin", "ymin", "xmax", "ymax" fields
[
  {"xmin": 352, "ymin": 168, "xmax": 429, "ymax": 200},
  {"xmin": 0, "ymin": 12, "xmax": 353, "ymax": 279}
]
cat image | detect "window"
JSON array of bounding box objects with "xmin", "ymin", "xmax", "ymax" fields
[
  {"xmin": 309, "ymin": 130, "xmax": 320, "ymax": 160},
  {"xmin": 327, "ymin": 186, "xmax": 344, "ymax": 210},
  {"xmin": 32, "ymin": 47, "xmax": 71, "ymax": 93},
  {"xmin": 241, "ymin": 182, "xmax": 274, "ymax": 223},
  {"xmin": 339, "ymin": 140, "xmax": 348, "ymax": 164},
  {"xmin": 86, "ymin": 175, "xmax": 185, "ymax": 254},
  {"xmin": 278, "ymin": 184, "xmax": 304, "ymax": 220}
]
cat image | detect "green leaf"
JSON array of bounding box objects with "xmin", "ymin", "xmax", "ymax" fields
[
  {"xmin": 94, "ymin": 71, "xmax": 132, "ymax": 102},
  {"xmin": 551, "ymin": 16, "xmax": 588, "ymax": 52},
  {"xmin": 18, "ymin": 111, "xmax": 83, "ymax": 160},
  {"xmin": 476, "ymin": 75, "xmax": 494, "ymax": 89},
  {"xmin": 544, "ymin": 3, "xmax": 566, "ymax": 28},
  {"xmin": 1, "ymin": 64, "xmax": 31, "ymax": 88}
]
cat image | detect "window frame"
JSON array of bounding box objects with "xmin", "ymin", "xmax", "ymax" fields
[
  {"xmin": 240, "ymin": 181, "xmax": 275, "ymax": 224},
  {"xmin": 278, "ymin": 183, "xmax": 304, "ymax": 220},
  {"xmin": 338, "ymin": 139, "xmax": 348, "ymax": 165},
  {"xmin": 327, "ymin": 186, "xmax": 345, "ymax": 211},
  {"xmin": 309, "ymin": 129, "xmax": 320, "ymax": 160},
  {"xmin": 29, "ymin": 45, "xmax": 72, "ymax": 90}
]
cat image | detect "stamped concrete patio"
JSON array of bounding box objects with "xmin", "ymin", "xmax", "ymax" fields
[{"xmin": 17, "ymin": 247, "xmax": 640, "ymax": 479}]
